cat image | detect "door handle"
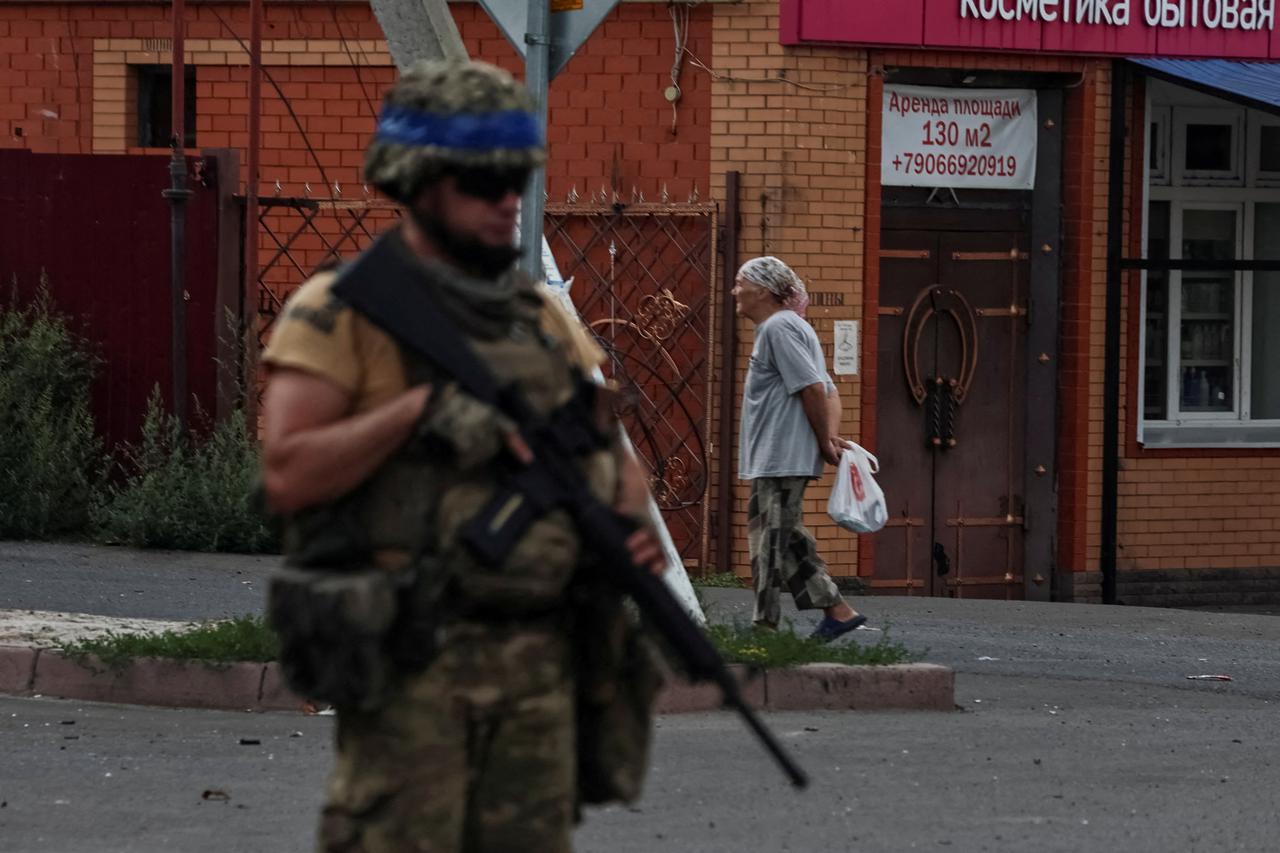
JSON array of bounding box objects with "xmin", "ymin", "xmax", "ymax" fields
[{"xmin": 932, "ymin": 542, "xmax": 951, "ymax": 577}]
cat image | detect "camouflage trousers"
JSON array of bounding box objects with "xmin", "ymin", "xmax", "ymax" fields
[
  {"xmin": 319, "ymin": 620, "xmax": 575, "ymax": 853},
  {"xmin": 747, "ymin": 476, "xmax": 842, "ymax": 628}
]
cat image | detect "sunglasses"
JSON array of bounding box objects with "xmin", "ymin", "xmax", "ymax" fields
[{"xmin": 451, "ymin": 168, "xmax": 531, "ymax": 202}]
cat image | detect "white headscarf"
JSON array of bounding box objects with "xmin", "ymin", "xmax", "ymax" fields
[{"xmin": 736, "ymin": 256, "xmax": 809, "ymax": 318}]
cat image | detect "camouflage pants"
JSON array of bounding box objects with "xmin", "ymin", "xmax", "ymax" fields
[
  {"xmin": 319, "ymin": 621, "xmax": 575, "ymax": 853},
  {"xmin": 747, "ymin": 477, "xmax": 842, "ymax": 628}
]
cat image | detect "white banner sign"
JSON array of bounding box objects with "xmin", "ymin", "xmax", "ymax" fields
[{"xmin": 882, "ymin": 85, "xmax": 1038, "ymax": 190}]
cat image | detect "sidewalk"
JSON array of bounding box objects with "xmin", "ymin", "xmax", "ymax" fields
[
  {"xmin": 0, "ymin": 541, "xmax": 955, "ymax": 714},
  {"xmin": 5, "ymin": 540, "xmax": 1278, "ymax": 706}
]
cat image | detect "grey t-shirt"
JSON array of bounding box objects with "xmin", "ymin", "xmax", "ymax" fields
[{"xmin": 738, "ymin": 310, "xmax": 835, "ymax": 480}]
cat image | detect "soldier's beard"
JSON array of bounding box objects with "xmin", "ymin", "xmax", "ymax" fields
[{"xmin": 411, "ymin": 208, "xmax": 521, "ymax": 280}]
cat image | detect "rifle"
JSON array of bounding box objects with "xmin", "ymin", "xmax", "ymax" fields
[{"xmin": 332, "ymin": 232, "xmax": 809, "ymax": 790}]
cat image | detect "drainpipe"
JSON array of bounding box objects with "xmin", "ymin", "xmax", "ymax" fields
[
  {"xmin": 1101, "ymin": 60, "xmax": 1128, "ymax": 605},
  {"xmin": 163, "ymin": 0, "xmax": 191, "ymax": 431},
  {"xmin": 243, "ymin": 0, "xmax": 263, "ymax": 419},
  {"xmin": 715, "ymin": 171, "xmax": 741, "ymax": 575}
]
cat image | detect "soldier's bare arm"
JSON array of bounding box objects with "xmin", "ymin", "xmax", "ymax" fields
[{"xmin": 261, "ymin": 367, "xmax": 431, "ymax": 514}]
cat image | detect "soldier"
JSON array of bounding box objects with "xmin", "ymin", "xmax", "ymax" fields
[{"xmin": 260, "ymin": 59, "xmax": 664, "ymax": 853}]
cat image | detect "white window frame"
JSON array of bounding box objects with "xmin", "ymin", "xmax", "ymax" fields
[
  {"xmin": 1173, "ymin": 106, "xmax": 1246, "ymax": 187},
  {"xmin": 1138, "ymin": 89, "xmax": 1280, "ymax": 447}
]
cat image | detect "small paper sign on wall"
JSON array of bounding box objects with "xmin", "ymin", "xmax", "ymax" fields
[
  {"xmin": 833, "ymin": 320, "xmax": 858, "ymax": 376},
  {"xmin": 882, "ymin": 85, "xmax": 1037, "ymax": 190}
]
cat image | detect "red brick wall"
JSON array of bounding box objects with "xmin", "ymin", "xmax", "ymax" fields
[{"xmin": 0, "ymin": 2, "xmax": 711, "ymax": 200}]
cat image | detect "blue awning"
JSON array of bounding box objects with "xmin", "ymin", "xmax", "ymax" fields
[{"xmin": 1129, "ymin": 58, "xmax": 1280, "ymax": 116}]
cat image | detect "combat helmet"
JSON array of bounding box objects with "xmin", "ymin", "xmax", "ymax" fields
[{"xmin": 364, "ymin": 59, "xmax": 545, "ymax": 204}]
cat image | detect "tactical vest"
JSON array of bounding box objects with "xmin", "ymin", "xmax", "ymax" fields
[{"xmin": 281, "ymin": 277, "xmax": 618, "ymax": 617}]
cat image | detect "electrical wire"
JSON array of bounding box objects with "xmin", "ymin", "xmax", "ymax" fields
[
  {"xmin": 208, "ymin": 5, "xmax": 337, "ymax": 204},
  {"xmin": 330, "ymin": 7, "xmax": 379, "ymax": 119},
  {"xmin": 683, "ymin": 47, "xmax": 860, "ymax": 93}
]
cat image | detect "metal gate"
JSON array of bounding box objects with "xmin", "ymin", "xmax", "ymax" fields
[
  {"xmin": 248, "ymin": 197, "xmax": 718, "ymax": 567},
  {"xmin": 875, "ymin": 217, "xmax": 1030, "ymax": 599},
  {"xmin": 0, "ymin": 150, "xmax": 225, "ymax": 448},
  {"xmin": 545, "ymin": 200, "xmax": 717, "ymax": 568},
  {"xmin": 252, "ymin": 195, "xmax": 400, "ymax": 347}
]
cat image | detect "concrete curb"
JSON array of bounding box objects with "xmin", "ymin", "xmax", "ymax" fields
[{"xmin": 0, "ymin": 645, "xmax": 954, "ymax": 714}]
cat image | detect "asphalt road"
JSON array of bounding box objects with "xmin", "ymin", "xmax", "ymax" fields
[
  {"xmin": 5, "ymin": 543, "xmax": 1280, "ymax": 849},
  {"xmin": 2, "ymin": 671, "xmax": 1277, "ymax": 853},
  {"xmin": 0, "ymin": 542, "xmax": 273, "ymax": 620}
]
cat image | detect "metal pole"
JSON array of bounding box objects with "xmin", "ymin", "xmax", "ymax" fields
[
  {"xmin": 163, "ymin": 0, "xmax": 190, "ymax": 430},
  {"xmin": 715, "ymin": 171, "xmax": 741, "ymax": 575},
  {"xmin": 244, "ymin": 0, "xmax": 263, "ymax": 415},
  {"xmin": 518, "ymin": 0, "xmax": 550, "ymax": 280},
  {"xmin": 1101, "ymin": 60, "xmax": 1128, "ymax": 606}
]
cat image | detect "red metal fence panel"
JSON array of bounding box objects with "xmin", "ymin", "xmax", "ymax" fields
[{"xmin": 0, "ymin": 150, "xmax": 222, "ymax": 448}]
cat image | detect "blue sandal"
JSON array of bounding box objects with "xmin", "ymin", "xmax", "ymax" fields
[{"xmin": 809, "ymin": 613, "xmax": 868, "ymax": 643}]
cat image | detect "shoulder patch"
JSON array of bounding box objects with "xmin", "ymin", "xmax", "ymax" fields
[{"xmin": 284, "ymin": 292, "xmax": 345, "ymax": 335}]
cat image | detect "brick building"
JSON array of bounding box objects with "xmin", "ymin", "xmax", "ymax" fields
[{"xmin": 5, "ymin": 0, "xmax": 1280, "ymax": 605}]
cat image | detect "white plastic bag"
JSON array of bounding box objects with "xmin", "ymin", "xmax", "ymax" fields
[{"xmin": 827, "ymin": 443, "xmax": 888, "ymax": 534}]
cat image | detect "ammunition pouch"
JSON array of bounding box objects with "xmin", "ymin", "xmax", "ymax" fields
[
  {"xmin": 267, "ymin": 565, "xmax": 405, "ymax": 712},
  {"xmin": 573, "ymin": 589, "xmax": 664, "ymax": 806},
  {"xmin": 267, "ymin": 553, "xmax": 452, "ymax": 712}
]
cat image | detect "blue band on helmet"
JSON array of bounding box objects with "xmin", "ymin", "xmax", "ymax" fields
[{"xmin": 374, "ymin": 105, "xmax": 543, "ymax": 150}]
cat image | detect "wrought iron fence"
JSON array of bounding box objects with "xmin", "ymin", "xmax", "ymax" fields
[
  {"xmin": 545, "ymin": 200, "xmax": 717, "ymax": 566},
  {"xmin": 252, "ymin": 194, "xmax": 400, "ymax": 346},
  {"xmin": 245, "ymin": 196, "xmax": 717, "ymax": 566}
]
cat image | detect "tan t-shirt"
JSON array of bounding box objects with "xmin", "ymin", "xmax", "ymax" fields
[{"xmin": 263, "ymin": 269, "xmax": 606, "ymax": 410}]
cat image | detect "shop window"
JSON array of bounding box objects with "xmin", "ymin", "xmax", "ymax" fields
[
  {"xmin": 1142, "ymin": 200, "xmax": 1280, "ymax": 442},
  {"xmin": 1141, "ymin": 91, "xmax": 1280, "ymax": 445},
  {"xmin": 135, "ymin": 65, "xmax": 196, "ymax": 149},
  {"xmin": 1174, "ymin": 108, "xmax": 1244, "ymax": 186}
]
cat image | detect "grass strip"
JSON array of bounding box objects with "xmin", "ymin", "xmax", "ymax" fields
[
  {"xmin": 57, "ymin": 615, "xmax": 280, "ymax": 671},
  {"xmin": 56, "ymin": 614, "xmax": 918, "ymax": 671},
  {"xmin": 693, "ymin": 572, "xmax": 748, "ymax": 589},
  {"xmin": 708, "ymin": 621, "xmax": 918, "ymax": 668}
]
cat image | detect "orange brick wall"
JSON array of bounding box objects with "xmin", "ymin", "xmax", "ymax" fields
[
  {"xmin": 709, "ymin": 1, "xmax": 869, "ymax": 578},
  {"xmin": 7, "ymin": 0, "xmax": 1280, "ymax": 586}
]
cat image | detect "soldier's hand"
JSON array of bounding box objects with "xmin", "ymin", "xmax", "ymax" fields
[
  {"xmin": 405, "ymin": 383, "xmax": 433, "ymax": 417},
  {"xmin": 626, "ymin": 528, "xmax": 667, "ymax": 576},
  {"xmin": 502, "ymin": 427, "xmax": 534, "ymax": 465}
]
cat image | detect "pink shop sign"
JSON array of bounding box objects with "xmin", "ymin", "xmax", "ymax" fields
[{"xmin": 781, "ymin": 0, "xmax": 1280, "ymax": 60}]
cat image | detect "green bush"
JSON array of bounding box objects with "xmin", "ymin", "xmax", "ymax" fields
[
  {"xmin": 93, "ymin": 389, "xmax": 277, "ymax": 553},
  {"xmin": 0, "ymin": 278, "xmax": 101, "ymax": 538}
]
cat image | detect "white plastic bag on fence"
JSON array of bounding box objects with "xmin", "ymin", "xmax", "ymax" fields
[{"xmin": 827, "ymin": 443, "xmax": 888, "ymax": 534}]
